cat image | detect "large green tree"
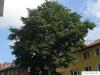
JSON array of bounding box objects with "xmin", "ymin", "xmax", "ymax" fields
[{"xmin": 8, "ymin": 1, "xmax": 95, "ymax": 75}]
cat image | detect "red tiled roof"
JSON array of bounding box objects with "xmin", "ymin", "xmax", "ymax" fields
[{"xmin": 0, "ymin": 62, "xmax": 12, "ymax": 69}]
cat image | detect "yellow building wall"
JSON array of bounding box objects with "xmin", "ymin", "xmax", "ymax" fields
[{"xmin": 59, "ymin": 44, "xmax": 100, "ymax": 75}]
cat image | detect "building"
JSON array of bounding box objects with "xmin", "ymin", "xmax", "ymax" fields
[
  {"xmin": 0, "ymin": 66, "xmax": 30, "ymax": 75},
  {"xmin": 58, "ymin": 39, "xmax": 100, "ymax": 75},
  {"xmin": 0, "ymin": 62, "xmax": 30, "ymax": 75},
  {"xmin": 0, "ymin": 0, "xmax": 4, "ymax": 16}
]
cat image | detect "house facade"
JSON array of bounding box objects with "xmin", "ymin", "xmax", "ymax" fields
[
  {"xmin": 0, "ymin": 62, "xmax": 30, "ymax": 75},
  {"xmin": 57, "ymin": 39, "xmax": 100, "ymax": 75},
  {"xmin": 0, "ymin": 66, "xmax": 30, "ymax": 75}
]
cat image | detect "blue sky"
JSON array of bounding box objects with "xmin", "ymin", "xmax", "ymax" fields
[{"xmin": 0, "ymin": 0, "xmax": 100, "ymax": 62}]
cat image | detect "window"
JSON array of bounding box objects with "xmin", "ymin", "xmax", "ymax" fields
[
  {"xmin": 21, "ymin": 73, "xmax": 24, "ymax": 75},
  {"xmin": 15, "ymin": 70, "xmax": 17, "ymax": 75},
  {"xmin": 11, "ymin": 70, "xmax": 14, "ymax": 75},
  {"xmin": 1, "ymin": 72, "xmax": 4, "ymax": 75},
  {"xmin": 7, "ymin": 71, "xmax": 10, "ymax": 75},
  {"xmin": 28, "ymin": 67, "xmax": 31, "ymax": 72},
  {"xmin": 84, "ymin": 66, "xmax": 91, "ymax": 71},
  {"xmin": 83, "ymin": 51, "xmax": 89, "ymax": 59},
  {"xmin": 95, "ymin": 48, "xmax": 100, "ymax": 56},
  {"xmin": 70, "ymin": 69, "xmax": 79, "ymax": 75},
  {"xmin": 96, "ymin": 64, "xmax": 100, "ymax": 71}
]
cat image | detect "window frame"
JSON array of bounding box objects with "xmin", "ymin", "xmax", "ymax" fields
[
  {"xmin": 71, "ymin": 69, "xmax": 80, "ymax": 75},
  {"xmin": 94, "ymin": 47, "xmax": 100, "ymax": 56},
  {"xmin": 84, "ymin": 66, "xmax": 92, "ymax": 71},
  {"xmin": 7, "ymin": 71, "xmax": 10, "ymax": 75},
  {"xmin": 83, "ymin": 51, "xmax": 89, "ymax": 60},
  {"xmin": 96, "ymin": 64, "xmax": 100, "ymax": 71}
]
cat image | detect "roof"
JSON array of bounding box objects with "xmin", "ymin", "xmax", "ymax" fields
[
  {"xmin": 79, "ymin": 39, "xmax": 100, "ymax": 51},
  {"xmin": 0, "ymin": 62, "xmax": 12, "ymax": 69}
]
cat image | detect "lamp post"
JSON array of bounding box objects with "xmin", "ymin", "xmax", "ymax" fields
[{"xmin": 0, "ymin": 0, "xmax": 4, "ymax": 16}]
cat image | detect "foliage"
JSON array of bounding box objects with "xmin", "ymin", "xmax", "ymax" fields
[{"xmin": 8, "ymin": 1, "xmax": 95, "ymax": 75}]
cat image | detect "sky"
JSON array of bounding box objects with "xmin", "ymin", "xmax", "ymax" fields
[{"xmin": 0, "ymin": 0, "xmax": 100, "ymax": 62}]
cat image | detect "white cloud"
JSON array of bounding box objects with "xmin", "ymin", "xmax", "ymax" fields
[
  {"xmin": 85, "ymin": 26, "xmax": 100, "ymax": 40},
  {"xmin": 85, "ymin": 0, "xmax": 100, "ymax": 18},
  {"xmin": 82, "ymin": 0, "xmax": 100, "ymax": 40},
  {"xmin": 0, "ymin": 0, "xmax": 46, "ymax": 28}
]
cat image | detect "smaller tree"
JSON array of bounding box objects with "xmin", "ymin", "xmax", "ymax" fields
[{"xmin": 8, "ymin": 1, "xmax": 95, "ymax": 75}]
